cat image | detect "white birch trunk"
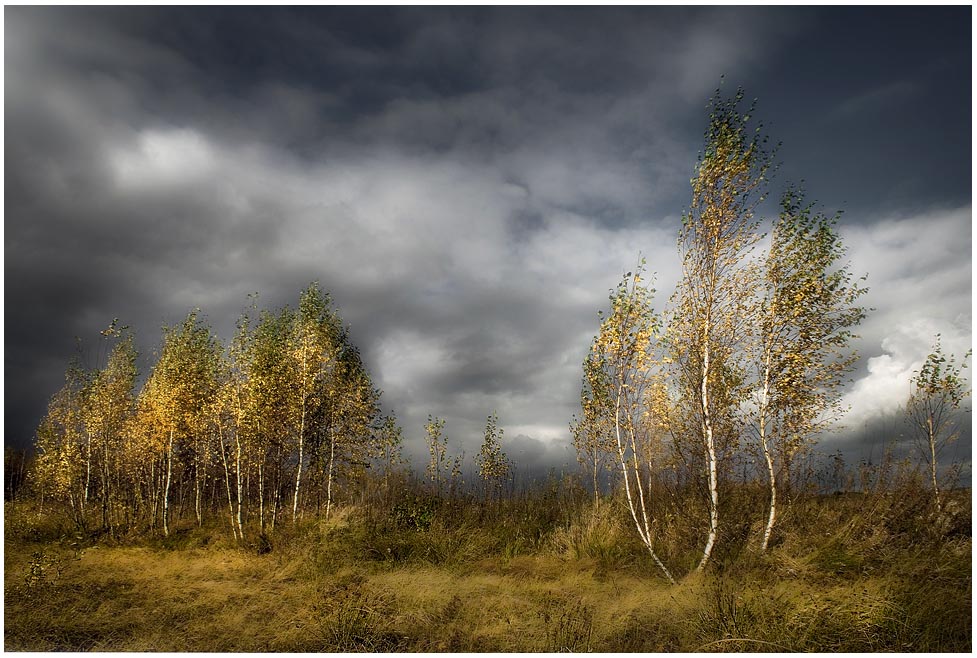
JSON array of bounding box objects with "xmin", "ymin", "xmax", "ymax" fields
[
  {"xmin": 83, "ymin": 434, "xmax": 92, "ymax": 514},
  {"xmin": 325, "ymin": 430, "xmax": 336, "ymax": 519},
  {"xmin": 270, "ymin": 445, "xmax": 281, "ymax": 531},
  {"xmin": 235, "ymin": 434, "xmax": 245, "ymax": 540},
  {"xmin": 163, "ymin": 427, "xmax": 174, "ymax": 537},
  {"xmin": 150, "ymin": 459, "xmax": 157, "ymax": 529},
  {"xmin": 759, "ymin": 351, "xmax": 776, "ymax": 552},
  {"xmin": 592, "ymin": 446, "xmax": 600, "ymax": 512},
  {"xmin": 292, "ymin": 400, "xmax": 305, "ymax": 523},
  {"xmin": 194, "ymin": 446, "xmax": 203, "ymax": 527},
  {"xmin": 614, "ymin": 387, "xmax": 675, "ymax": 584},
  {"xmin": 217, "ymin": 423, "xmax": 238, "ymax": 540},
  {"xmin": 697, "ymin": 317, "xmax": 719, "ymax": 573},
  {"xmin": 101, "ymin": 438, "xmax": 111, "ymax": 530},
  {"xmin": 928, "ymin": 414, "xmax": 941, "ymax": 512},
  {"xmin": 258, "ymin": 458, "xmax": 265, "ymax": 532}
]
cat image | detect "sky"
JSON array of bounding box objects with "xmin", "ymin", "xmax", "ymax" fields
[{"xmin": 4, "ymin": 7, "xmax": 972, "ymax": 480}]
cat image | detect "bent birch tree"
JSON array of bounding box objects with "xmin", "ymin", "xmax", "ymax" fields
[
  {"xmin": 752, "ymin": 189, "xmax": 867, "ymax": 551},
  {"xmin": 671, "ymin": 88, "xmax": 769, "ymax": 572},
  {"xmin": 583, "ymin": 262, "xmax": 675, "ymax": 584},
  {"xmin": 906, "ymin": 337, "xmax": 971, "ymax": 513}
]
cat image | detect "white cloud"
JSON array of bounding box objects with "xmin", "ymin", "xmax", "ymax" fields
[
  {"xmin": 837, "ymin": 207, "xmax": 972, "ymax": 428},
  {"xmin": 110, "ymin": 128, "xmax": 216, "ymax": 189},
  {"xmin": 841, "ymin": 317, "xmax": 971, "ymax": 426}
]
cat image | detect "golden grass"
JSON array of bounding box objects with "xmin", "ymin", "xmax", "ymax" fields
[
  {"xmin": 4, "ymin": 536, "xmax": 677, "ymax": 651},
  {"xmin": 4, "ymin": 492, "xmax": 971, "ymax": 652},
  {"xmin": 5, "ymin": 538, "xmax": 317, "ymax": 651}
]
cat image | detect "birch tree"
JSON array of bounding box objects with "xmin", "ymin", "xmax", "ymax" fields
[
  {"xmin": 314, "ymin": 336, "xmax": 380, "ymax": 518},
  {"xmin": 584, "ymin": 263, "xmax": 675, "ymax": 584},
  {"xmin": 905, "ymin": 337, "xmax": 971, "ymax": 513},
  {"xmin": 211, "ymin": 366, "xmax": 241, "ymax": 539},
  {"xmin": 290, "ymin": 283, "xmax": 337, "ymax": 522},
  {"xmin": 425, "ymin": 415, "xmax": 449, "ymax": 495},
  {"xmin": 81, "ymin": 326, "xmax": 138, "ymax": 531},
  {"xmin": 571, "ymin": 356, "xmax": 617, "ymax": 511},
  {"xmin": 476, "ymin": 413, "xmax": 512, "ymax": 501},
  {"xmin": 752, "ymin": 189, "xmax": 867, "ymax": 550},
  {"xmin": 33, "ymin": 361, "xmax": 90, "ymax": 525},
  {"xmin": 139, "ymin": 311, "xmax": 221, "ymax": 535},
  {"xmin": 129, "ymin": 376, "xmax": 167, "ymax": 530},
  {"xmin": 222, "ymin": 301, "xmax": 259, "ymax": 540},
  {"xmin": 371, "ymin": 413, "xmax": 405, "ymax": 498},
  {"xmin": 249, "ymin": 307, "xmax": 295, "ymax": 530},
  {"xmin": 670, "ymin": 88, "xmax": 770, "ymax": 572},
  {"xmin": 373, "ymin": 414, "xmax": 405, "ymax": 475}
]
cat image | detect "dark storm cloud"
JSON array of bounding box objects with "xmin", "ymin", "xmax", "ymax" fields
[
  {"xmin": 5, "ymin": 7, "xmax": 971, "ymax": 479},
  {"xmin": 814, "ymin": 408, "xmax": 972, "ymax": 488},
  {"xmin": 744, "ymin": 7, "xmax": 971, "ymax": 217},
  {"xmin": 504, "ymin": 434, "xmax": 577, "ymax": 483}
]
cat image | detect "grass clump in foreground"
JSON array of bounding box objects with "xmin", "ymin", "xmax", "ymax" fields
[{"xmin": 4, "ymin": 481, "xmax": 971, "ymax": 652}]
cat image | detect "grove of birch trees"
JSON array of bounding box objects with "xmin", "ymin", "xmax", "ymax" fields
[
  {"xmin": 32, "ymin": 283, "xmax": 399, "ymax": 538},
  {"xmin": 572, "ymin": 88, "xmax": 871, "ymax": 580}
]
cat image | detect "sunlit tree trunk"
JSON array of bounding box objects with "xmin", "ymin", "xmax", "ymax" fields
[
  {"xmin": 102, "ymin": 438, "xmax": 111, "ymax": 531},
  {"xmin": 326, "ymin": 429, "xmax": 336, "ymax": 519},
  {"xmin": 163, "ymin": 427, "xmax": 174, "ymax": 536},
  {"xmin": 235, "ymin": 433, "xmax": 245, "ymax": 539},
  {"xmin": 292, "ymin": 365, "xmax": 307, "ymax": 523},
  {"xmin": 194, "ymin": 444, "xmax": 203, "ymax": 527},
  {"xmin": 615, "ymin": 387, "xmax": 675, "ymax": 584},
  {"xmin": 217, "ymin": 423, "xmax": 238, "ymax": 539},
  {"xmin": 758, "ymin": 354, "xmax": 776, "ymax": 552},
  {"xmin": 258, "ymin": 457, "xmax": 265, "ymax": 532},
  {"xmin": 697, "ymin": 316, "xmax": 719, "ymax": 573},
  {"xmin": 592, "ymin": 446, "xmax": 600, "ymax": 511},
  {"xmin": 270, "ymin": 444, "xmax": 282, "ymax": 531},
  {"xmin": 928, "ymin": 414, "xmax": 941, "ymax": 513},
  {"xmin": 149, "ymin": 459, "xmax": 158, "ymax": 530},
  {"xmin": 83, "ymin": 434, "xmax": 92, "ymax": 515}
]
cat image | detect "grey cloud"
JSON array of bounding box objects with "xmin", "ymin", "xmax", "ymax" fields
[
  {"xmin": 829, "ymin": 80, "xmax": 920, "ymax": 121},
  {"xmin": 504, "ymin": 434, "xmax": 577, "ymax": 482}
]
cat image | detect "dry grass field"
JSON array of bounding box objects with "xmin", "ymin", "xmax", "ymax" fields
[{"xmin": 4, "ymin": 482, "xmax": 971, "ymax": 652}]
